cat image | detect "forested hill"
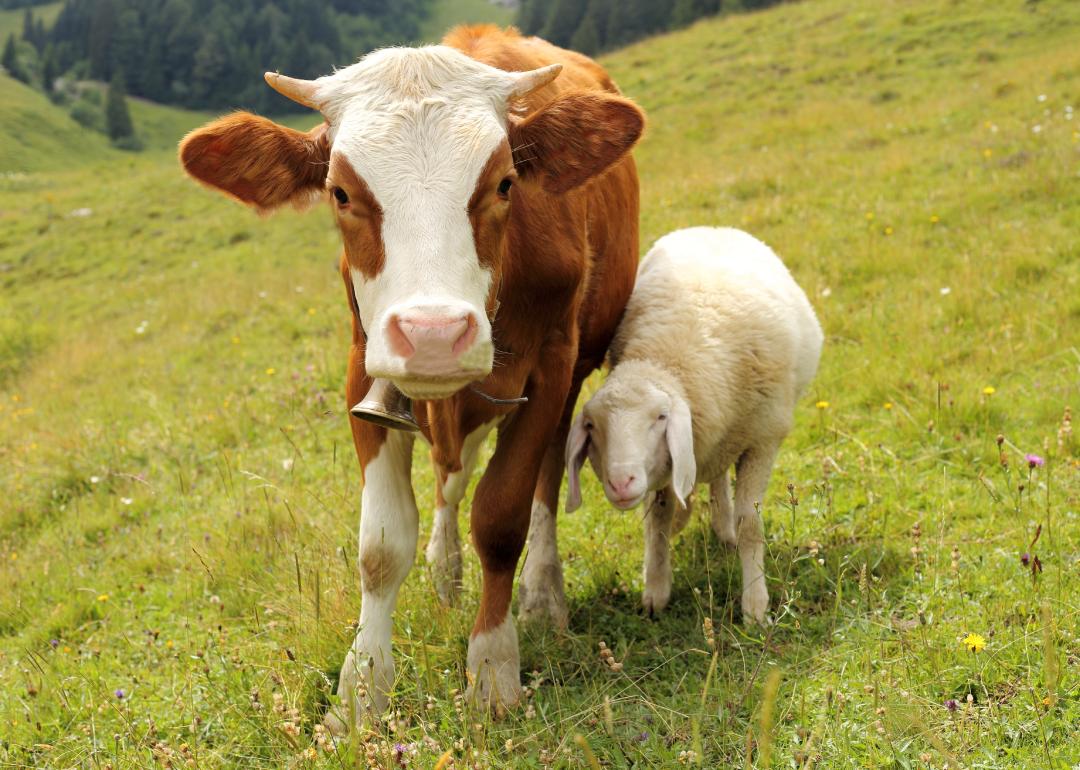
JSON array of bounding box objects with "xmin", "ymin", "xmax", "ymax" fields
[
  {"xmin": 516, "ymin": 0, "xmax": 787, "ymax": 55},
  {"xmin": 41, "ymin": 0, "xmax": 429, "ymax": 112}
]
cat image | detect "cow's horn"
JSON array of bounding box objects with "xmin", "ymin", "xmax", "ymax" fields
[
  {"xmin": 264, "ymin": 72, "xmax": 321, "ymax": 110},
  {"xmin": 508, "ymin": 63, "xmax": 562, "ymax": 100}
]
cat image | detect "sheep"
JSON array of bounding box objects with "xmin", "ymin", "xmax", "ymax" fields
[{"xmin": 564, "ymin": 226, "xmax": 823, "ymax": 622}]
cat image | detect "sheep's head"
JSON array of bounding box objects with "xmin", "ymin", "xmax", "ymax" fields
[{"xmin": 564, "ymin": 365, "xmax": 696, "ymax": 512}]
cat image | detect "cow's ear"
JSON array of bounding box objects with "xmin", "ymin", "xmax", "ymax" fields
[
  {"xmin": 509, "ymin": 91, "xmax": 644, "ymax": 195},
  {"xmin": 179, "ymin": 112, "xmax": 330, "ymax": 211}
]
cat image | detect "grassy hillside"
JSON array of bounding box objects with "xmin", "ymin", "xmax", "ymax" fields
[
  {"xmin": 0, "ymin": 1, "xmax": 60, "ymax": 42},
  {"xmin": 1, "ymin": 0, "xmax": 1079, "ymax": 768},
  {"xmin": 418, "ymin": 0, "xmax": 516, "ymax": 42}
]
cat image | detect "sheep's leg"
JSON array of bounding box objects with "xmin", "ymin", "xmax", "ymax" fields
[
  {"xmin": 641, "ymin": 487, "xmax": 676, "ymax": 616},
  {"xmin": 733, "ymin": 445, "xmax": 778, "ymax": 624},
  {"xmin": 709, "ymin": 468, "xmax": 737, "ymax": 547}
]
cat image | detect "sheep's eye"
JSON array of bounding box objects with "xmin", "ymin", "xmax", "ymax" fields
[
  {"xmin": 496, "ymin": 177, "xmax": 513, "ymax": 199},
  {"xmin": 332, "ymin": 187, "xmax": 349, "ymax": 206}
]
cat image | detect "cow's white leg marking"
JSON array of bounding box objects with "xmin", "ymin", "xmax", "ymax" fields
[
  {"xmin": 466, "ymin": 610, "xmax": 521, "ymax": 713},
  {"xmin": 734, "ymin": 444, "xmax": 778, "ymax": 625},
  {"xmin": 641, "ymin": 488, "xmax": 677, "ymax": 615},
  {"xmin": 710, "ymin": 468, "xmax": 737, "ymax": 547},
  {"xmin": 425, "ymin": 420, "xmax": 497, "ymax": 604},
  {"xmin": 327, "ymin": 430, "xmax": 417, "ymax": 733},
  {"xmin": 518, "ymin": 501, "xmax": 568, "ymax": 628}
]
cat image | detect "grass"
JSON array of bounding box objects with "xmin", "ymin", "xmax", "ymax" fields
[
  {"xmin": 1, "ymin": 0, "xmax": 1079, "ymax": 767},
  {"xmin": 418, "ymin": 0, "xmax": 516, "ymax": 43}
]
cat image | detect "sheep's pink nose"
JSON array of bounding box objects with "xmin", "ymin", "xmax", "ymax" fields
[
  {"xmin": 607, "ymin": 475, "xmax": 638, "ymax": 499},
  {"xmin": 387, "ymin": 309, "xmax": 478, "ymax": 375}
]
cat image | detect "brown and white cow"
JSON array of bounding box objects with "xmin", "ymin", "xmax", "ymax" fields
[{"xmin": 178, "ymin": 25, "xmax": 643, "ymax": 727}]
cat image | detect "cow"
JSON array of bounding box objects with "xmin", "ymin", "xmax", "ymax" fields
[{"xmin": 178, "ymin": 25, "xmax": 643, "ymax": 728}]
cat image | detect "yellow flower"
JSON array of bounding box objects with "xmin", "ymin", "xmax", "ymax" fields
[
  {"xmin": 816, "ymin": 401, "xmax": 830, "ymax": 410},
  {"xmin": 96, "ymin": 594, "xmax": 109, "ymax": 603},
  {"xmin": 166, "ymin": 640, "xmax": 174, "ymax": 648},
  {"xmin": 307, "ymin": 307, "xmax": 317, "ymax": 316},
  {"xmin": 883, "ymin": 402, "xmax": 893, "ymax": 410},
  {"xmin": 962, "ymin": 633, "xmax": 986, "ymax": 653},
  {"xmin": 982, "ymin": 148, "xmax": 993, "ymax": 159},
  {"xmin": 865, "ymin": 211, "xmax": 874, "ymax": 221},
  {"xmin": 929, "ymin": 214, "xmax": 940, "ymax": 224},
  {"xmin": 231, "ymin": 336, "xmax": 241, "ymax": 345},
  {"xmin": 884, "ymin": 226, "xmax": 893, "ymax": 236},
  {"xmin": 982, "ymin": 386, "xmax": 996, "ymax": 396},
  {"xmin": 266, "ymin": 367, "xmax": 276, "ymax": 376}
]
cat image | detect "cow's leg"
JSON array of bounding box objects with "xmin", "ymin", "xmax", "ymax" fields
[
  {"xmin": 467, "ymin": 347, "xmax": 575, "ymax": 712},
  {"xmin": 426, "ymin": 420, "xmax": 497, "ymax": 604},
  {"xmin": 709, "ymin": 467, "xmax": 737, "ymax": 547},
  {"xmin": 733, "ymin": 443, "xmax": 779, "ymax": 624},
  {"xmin": 328, "ymin": 429, "xmax": 417, "ymax": 732},
  {"xmin": 517, "ymin": 379, "xmax": 583, "ymax": 629}
]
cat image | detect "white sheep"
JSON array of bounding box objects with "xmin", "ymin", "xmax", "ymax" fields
[{"xmin": 564, "ymin": 226, "xmax": 823, "ymax": 622}]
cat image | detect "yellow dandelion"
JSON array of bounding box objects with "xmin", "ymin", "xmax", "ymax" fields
[
  {"xmin": 816, "ymin": 400, "xmax": 830, "ymax": 410},
  {"xmin": 11, "ymin": 394, "xmax": 20, "ymax": 402},
  {"xmin": 883, "ymin": 402, "xmax": 894, "ymax": 410},
  {"xmin": 266, "ymin": 367, "xmax": 276, "ymax": 376},
  {"xmin": 96, "ymin": 594, "xmax": 109, "ymax": 603},
  {"xmin": 231, "ymin": 336, "xmax": 241, "ymax": 345},
  {"xmin": 9, "ymin": 552, "xmax": 16, "ymax": 561},
  {"xmin": 982, "ymin": 148, "xmax": 993, "ymax": 159},
  {"xmin": 166, "ymin": 640, "xmax": 174, "ymax": 648},
  {"xmin": 307, "ymin": 307, "xmax": 317, "ymax": 316},
  {"xmin": 962, "ymin": 633, "xmax": 986, "ymax": 653},
  {"xmin": 884, "ymin": 226, "xmax": 893, "ymax": 236},
  {"xmin": 982, "ymin": 386, "xmax": 996, "ymax": 396},
  {"xmin": 865, "ymin": 211, "xmax": 875, "ymax": 221},
  {"xmin": 929, "ymin": 214, "xmax": 940, "ymax": 224}
]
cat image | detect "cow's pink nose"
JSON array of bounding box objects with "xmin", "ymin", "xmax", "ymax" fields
[{"xmin": 388, "ymin": 310, "xmax": 478, "ymax": 373}]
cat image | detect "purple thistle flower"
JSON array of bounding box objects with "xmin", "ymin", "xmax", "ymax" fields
[
  {"xmin": 49, "ymin": 639, "xmax": 59, "ymax": 649},
  {"xmin": 1021, "ymin": 552, "xmax": 1031, "ymax": 566},
  {"xmin": 944, "ymin": 699, "xmax": 958, "ymax": 712},
  {"xmin": 393, "ymin": 743, "xmax": 406, "ymax": 755},
  {"xmin": 1025, "ymin": 454, "xmax": 1044, "ymax": 468},
  {"xmin": 636, "ymin": 731, "xmax": 650, "ymax": 743},
  {"xmin": 115, "ymin": 689, "xmax": 125, "ymax": 700}
]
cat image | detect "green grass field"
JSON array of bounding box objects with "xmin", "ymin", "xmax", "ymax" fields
[{"xmin": 1, "ymin": 0, "xmax": 1079, "ymax": 767}]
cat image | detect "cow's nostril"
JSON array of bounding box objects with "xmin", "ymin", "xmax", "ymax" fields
[
  {"xmin": 387, "ymin": 314, "xmax": 415, "ymax": 358},
  {"xmin": 451, "ymin": 314, "xmax": 478, "ymax": 356}
]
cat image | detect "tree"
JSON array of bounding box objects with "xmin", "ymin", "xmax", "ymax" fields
[
  {"xmin": 2, "ymin": 33, "xmax": 26, "ymax": 82},
  {"xmin": 105, "ymin": 70, "xmax": 135, "ymax": 142},
  {"xmin": 87, "ymin": 0, "xmax": 115, "ymax": 80},
  {"xmin": 541, "ymin": 0, "xmax": 585, "ymax": 47},
  {"xmin": 569, "ymin": 15, "xmax": 600, "ymax": 55},
  {"xmin": 41, "ymin": 45, "xmax": 57, "ymax": 93}
]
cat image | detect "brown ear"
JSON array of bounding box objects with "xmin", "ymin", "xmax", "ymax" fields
[
  {"xmin": 510, "ymin": 91, "xmax": 644, "ymax": 195},
  {"xmin": 179, "ymin": 112, "xmax": 330, "ymax": 211}
]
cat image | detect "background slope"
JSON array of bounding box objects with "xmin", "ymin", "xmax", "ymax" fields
[{"xmin": 1, "ymin": 0, "xmax": 1078, "ymax": 767}]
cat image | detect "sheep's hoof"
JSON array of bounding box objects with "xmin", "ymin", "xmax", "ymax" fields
[
  {"xmin": 741, "ymin": 586, "xmax": 770, "ymax": 625},
  {"xmin": 641, "ymin": 586, "xmax": 671, "ymax": 617}
]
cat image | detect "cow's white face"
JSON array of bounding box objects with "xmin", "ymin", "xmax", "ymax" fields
[
  {"xmin": 179, "ymin": 43, "xmax": 644, "ymax": 401},
  {"xmin": 313, "ymin": 48, "xmax": 524, "ymax": 399}
]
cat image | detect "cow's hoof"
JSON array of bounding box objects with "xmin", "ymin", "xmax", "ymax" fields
[
  {"xmin": 425, "ymin": 527, "xmax": 463, "ymax": 606},
  {"xmin": 466, "ymin": 615, "xmax": 522, "ymax": 715},
  {"xmin": 517, "ymin": 559, "xmax": 568, "ymax": 630}
]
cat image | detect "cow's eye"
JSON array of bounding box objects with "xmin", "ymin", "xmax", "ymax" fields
[
  {"xmin": 497, "ymin": 177, "xmax": 513, "ymax": 199},
  {"xmin": 584, "ymin": 421, "xmax": 594, "ymax": 431},
  {"xmin": 332, "ymin": 187, "xmax": 349, "ymax": 206},
  {"xmin": 657, "ymin": 413, "xmax": 667, "ymax": 422}
]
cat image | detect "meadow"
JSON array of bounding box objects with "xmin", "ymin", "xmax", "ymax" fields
[{"xmin": 1, "ymin": 0, "xmax": 1078, "ymax": 767}]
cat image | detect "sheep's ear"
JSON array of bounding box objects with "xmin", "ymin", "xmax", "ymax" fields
[
  {"xmin": 564, "ymin": 411, "xmax": 590, "ymax": 513},
  {"xmin": 666, "ymin": 396, "xmax": 696, "ymax": 508}
]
